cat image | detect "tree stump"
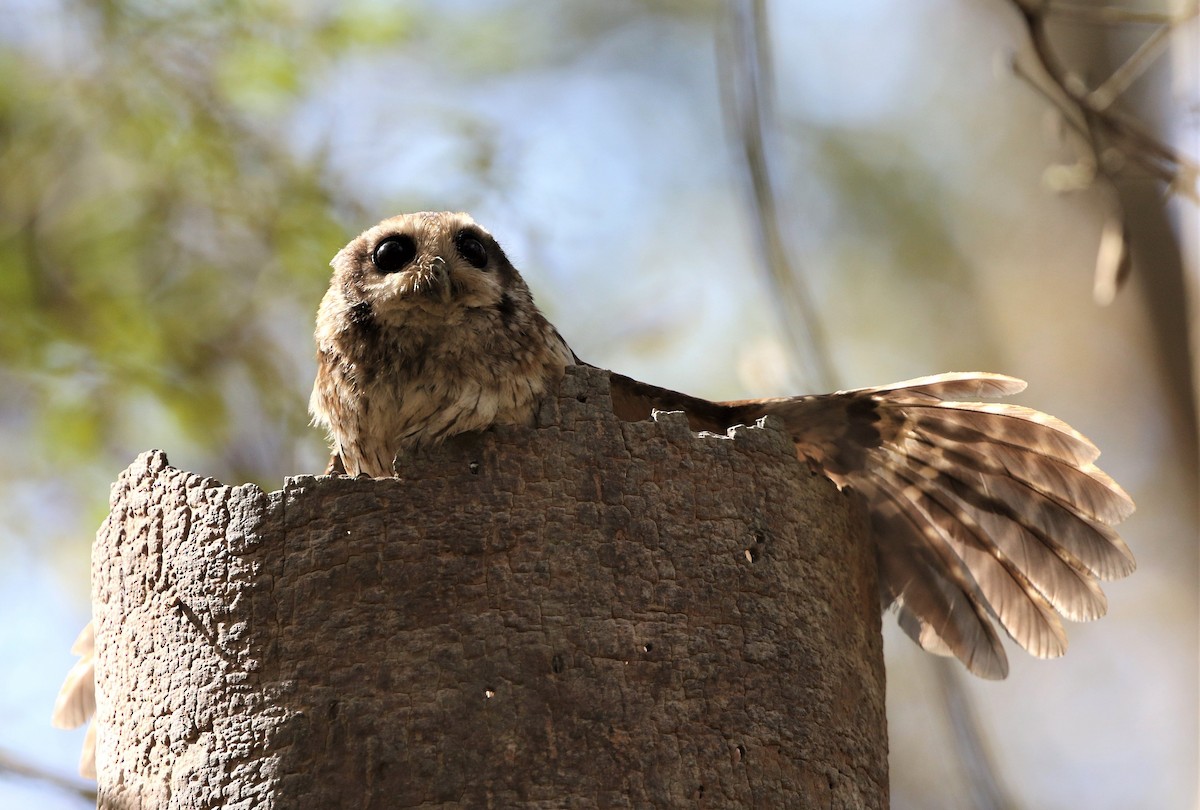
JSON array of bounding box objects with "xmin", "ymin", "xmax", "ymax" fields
[{"xmin": 92, "ymin": 365, "xmax": 887, "ymax": 809}]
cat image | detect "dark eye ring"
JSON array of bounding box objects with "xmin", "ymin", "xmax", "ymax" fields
[
  {"xmin": 372, "ymin": 235, "xmax": 417, "ymax": 274},
  {"xmin": 456, "ymin": 233, "xmax": 488, "ymax": 269}
]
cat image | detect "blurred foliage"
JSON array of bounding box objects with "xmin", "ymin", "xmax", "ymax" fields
[
  {"xmin": 0, "ymin": 0, "xmax": 422, "ymax": 497},
  {"xmin": 0, "ymin": 0, "xmax": 725, "ymax": 509}
]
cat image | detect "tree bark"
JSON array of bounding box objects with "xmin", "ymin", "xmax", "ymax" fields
[{"xmin": 92, "ymin": 365, "xmax": 887, "ymax": 809}]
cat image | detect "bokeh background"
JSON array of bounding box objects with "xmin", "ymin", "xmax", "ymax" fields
[{"xmin": 1, "ymin": 1, "xmax": 1196, "ymax": 807}]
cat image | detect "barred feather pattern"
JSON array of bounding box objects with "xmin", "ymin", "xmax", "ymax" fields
[{"xmin": 748, "ymin": 373, "xmax": 1135, "ymax": 679}]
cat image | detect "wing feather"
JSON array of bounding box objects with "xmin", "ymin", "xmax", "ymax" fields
[
  {"xmin": 51, "ymin": 622, "xmax": 95, "ymax": 730},
  {"xmin": 865, "ymin": 479, "xmax": 1009, "ymax": 678},
  {"xmin": 758, "ymin": 372, "xmax": 1134, "ymax": 677},
  {"xmin": 879, "ymin": 462, "xmax": 1068, "ymax": 659}
]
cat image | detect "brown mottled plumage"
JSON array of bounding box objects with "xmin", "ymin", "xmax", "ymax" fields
[
  {"xmin": 311, "ymin": 212, "xmax": 576, "ymax": 477},
  {"xmin": 310, "ymin": 211, "xmax": 1134, "ymax": 680},
  {"xmin": 55, "ymin": 211, "xmax": 1135, "ymax": 779}
]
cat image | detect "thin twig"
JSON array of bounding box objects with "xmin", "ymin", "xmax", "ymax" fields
[
  {"xmin": 0, "ymin": 748, "xmax": 96, "ymax": 803},
  {"xmin": 1012, "ymin": 0, "xmax": 1199, "ymax": 200},
  {"xmin": 720, "ymin": 0, "xmax": 837, "ymax": 392},
  {"xmin": 1011, "ymin": 57, "xmax": 1092, "ymax": 138},
  {"xmin": 1008, "ymin": 0, "xmax": 1199, "ymax": 303},
  {"xmin": 1086, "ymin": 20, "xmax": 1173, "ymax": 110},
  {"xmin": 934, "ymin": 660, "xmax": 1019, "ymax": 810}
]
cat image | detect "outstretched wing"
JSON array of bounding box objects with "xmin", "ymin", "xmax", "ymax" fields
[{"xmin": 751, "ymin": 373, "xmax": 1134, "ymax": 679}]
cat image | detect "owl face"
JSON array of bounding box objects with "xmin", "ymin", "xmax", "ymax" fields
[{"xmin": 328, "ymin": 211, "xmax": 525, "ymax": 327}]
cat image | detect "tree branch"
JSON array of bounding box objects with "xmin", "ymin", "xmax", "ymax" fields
[{"xmin": 1008, "ymin": 0, "xmax": 1199, "ymax": 301}]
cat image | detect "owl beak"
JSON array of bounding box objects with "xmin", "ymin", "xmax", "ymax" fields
[
  {"xmin": 400, "ymin": 256, "xmax": 453, "ymax": 302},
  {"xmin": 429, "ymin": 256, "xmax": 452, "ymax": 302}
]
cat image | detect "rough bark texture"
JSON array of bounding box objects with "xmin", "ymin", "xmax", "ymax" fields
[{"xmin": 92, "ymin": 365, "xmax": 887, "ymax": 809}]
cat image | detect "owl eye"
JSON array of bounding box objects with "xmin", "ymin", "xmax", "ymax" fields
[
  {"xmin": 372, "ymin": 235, "xmax": 417, "ymax": 274},
  {"xmin": 455, "ymin": 232, "xmax": 488, "ymax": 269}
]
